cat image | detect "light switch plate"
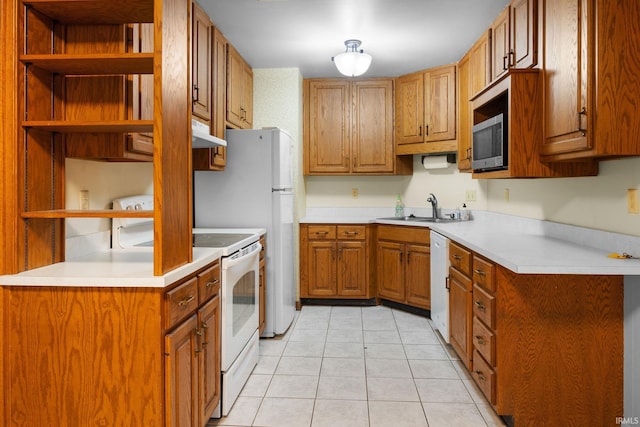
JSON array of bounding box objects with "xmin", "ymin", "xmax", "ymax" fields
[{"xmin": 628, "ymin": 189, "xmax": 639, "ymax": 214}]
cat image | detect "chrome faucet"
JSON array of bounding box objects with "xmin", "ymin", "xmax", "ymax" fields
[{"xmin": 427, "ymin": 193, "xmax": 439, "ymax": 219}]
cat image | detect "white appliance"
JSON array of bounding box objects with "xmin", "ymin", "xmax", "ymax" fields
[
  {"xmin": 430, "ymin": 230, "xmax": 450, "ymax": 343},
  {"xmin": 194, "ymin": 128, "xmax": 296, "ymax": 337}
]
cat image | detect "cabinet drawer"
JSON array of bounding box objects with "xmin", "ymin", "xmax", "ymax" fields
[
  {"xmin": 473, "ymin": 256, "xmax": 495, "ymax": 293},
  {"xmin": 473, "ymin": 316, "xmax": 496, "ymax": 366},
  {"xmin": 165, "ymin": 277, "xmax": 199, "ymax": 329},
  {"xmin": 473, "ymin": 284, "xmax": 496, "ymax": 329},
  {"xmin": 377, "ymin": 225, "xmax": 430, "ymax": 244},
  {"xmin": 449, "ymin": 241, "xmax": 472, "ymax": 275},
  {"xmin": 307, "ymin": 225, "xmax": 336, "ymax": 240},
  {"xmin": 337, "ymin": 225, "xmax": 366, "ymax": 240},
  {"xmin": 472, "ymin": 349, "xmax": 496, "ymax": 405},
  {"xmin": 198, "ymin": 261, "xmax": 221, "ymax": 305},
  {"xmin": 449, "ymin": 266, "xmax": 472, "ymax": 292}
]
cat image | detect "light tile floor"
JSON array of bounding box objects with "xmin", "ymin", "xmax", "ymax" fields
[{"xmin": 209, "ymin": 305, "xmax": 507, "ymax": 427}]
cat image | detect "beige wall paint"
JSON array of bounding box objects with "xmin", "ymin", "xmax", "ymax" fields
[
  {"xmin": 485, "ymin": 156, "xmax": 640, "ymax": 236},
  {"xmin": 65, "ymin": 159, "xmax": 153, "ymax": 237}
]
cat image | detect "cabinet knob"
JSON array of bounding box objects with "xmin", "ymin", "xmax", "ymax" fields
[
  {"xmin": 474, "ymin": 300, "xmax": 486, "ymax": 312},
  {"xmin": 475, "ymin": 335, "xmax": 486, "ymax": 345},
  {"xmin": 475, "ymin": 370, "xmax": 486, "ymax": 381}
]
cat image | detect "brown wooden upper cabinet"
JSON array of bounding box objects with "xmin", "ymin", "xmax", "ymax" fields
[
  {"xmin": 227, "ymin": 44, "xmax": 253, "ymax": 129},
  {"xmin": 192, "ymin": 2, "xmax": 212, "ymax": 124},
  {"xmin": 395, "ymin": 64, "xmax": 457, "ymax": 155},
  {"xmin": 303, "ymin": 78, "xmax": 411, "ymax": 175},
  {"xmin": 193, "ymin": 25, "xmax": 228, "ymax": 171},
  {"xmin": 490, "ymin": 0, "xmax": 537, "ymax": 82},
  {"xmin": 542, "ymin": 0, "xmax": 640, "ymax": 161},
  {"xmin": 457, "ymin": 31, "xmax": 491, "ymax": 172}
]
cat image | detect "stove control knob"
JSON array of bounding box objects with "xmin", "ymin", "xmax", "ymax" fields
[{"xmin": 135, "ymin": 203, "xmax": 143, "ymax": 210}]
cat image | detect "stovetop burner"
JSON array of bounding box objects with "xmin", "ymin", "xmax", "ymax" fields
[{"xmin": 192, "ymin": 233, "xmax": 255, "ymax": 248}]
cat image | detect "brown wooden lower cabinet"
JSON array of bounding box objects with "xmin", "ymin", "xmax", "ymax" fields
[
  {"xmin": 448, "ymin": 240, "xmax": 623, "ymax": 425},
  {"xmin": 377, "ymin": 225, "xmax": 431, "ymax": 310},
  {"xmin": 300, "ymin": 224, "xmax": 373, "ymax": 299},
  {"xmin": 5, "ymin": 258, "xmax": 221, "ymax": 427}
]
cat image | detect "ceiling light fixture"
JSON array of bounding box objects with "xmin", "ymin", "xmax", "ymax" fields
[{"xmin": 332, "ymin": 39, "xmax": 372, "ymax": 77}]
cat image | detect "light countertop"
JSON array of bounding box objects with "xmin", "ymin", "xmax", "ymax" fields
[
  {"xmin": 0, "ymin": 247, "xmax": 223, "ymax": 288},
  {"xmin": 302, "ymin": 208, "xmax": 640, "ymax": 276},
  {"xmin": 0, "ymin": 227, "xmax": 266, "ymax": 288}
]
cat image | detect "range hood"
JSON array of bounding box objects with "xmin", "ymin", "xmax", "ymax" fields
[{"xmin": 192, "ymin": 119, "xmax": 227, "ymax": 148}]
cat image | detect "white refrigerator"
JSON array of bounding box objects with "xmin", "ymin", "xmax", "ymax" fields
[{"xmin": 194, "ymin": 128, "xmax": 296, "ymax": 337}]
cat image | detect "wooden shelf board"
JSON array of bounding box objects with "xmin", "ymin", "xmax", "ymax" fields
[
  {"xmin": 22, "ymin": 210, "xmax": 154, "ymax": 219},
  {"xmin": 21, "ymin": 53, "xmax": 154, "ymax": 74},
  {"xmin": 24, "ymin": 0, "xmax": 154, "ymax": 24},
  {"xmin": 22, "ymin": 120, "xmax": 154, "ymax": 133}
]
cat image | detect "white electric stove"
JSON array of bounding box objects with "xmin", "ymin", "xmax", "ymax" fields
[{"xmin": 112, "ymin": 195, "xmax": 263, "ymax": 418}]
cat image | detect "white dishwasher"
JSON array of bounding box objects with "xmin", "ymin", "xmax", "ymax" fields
[{"xmin": 430, "ymin": 230, "xmax": 450, "ymax": 343}]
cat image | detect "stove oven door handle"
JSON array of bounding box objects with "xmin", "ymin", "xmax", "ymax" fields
[{"xmin": 223, "ymin": 243, "xmax": 262, "ymax": 269}]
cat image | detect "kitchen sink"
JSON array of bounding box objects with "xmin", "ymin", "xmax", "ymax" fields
[{"xmin": 377, "ymin": 214, "xmax": 463, "ymax": 223}]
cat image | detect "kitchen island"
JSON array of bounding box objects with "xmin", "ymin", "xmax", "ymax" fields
[
  {"xmin": 0, "ymin": 247, "xmax": 223, "ymax": 426},
  {"xmin": 302, "ymin": 208, "xmax": 638, "ymax": 426}
]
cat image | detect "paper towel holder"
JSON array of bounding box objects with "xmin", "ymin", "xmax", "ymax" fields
[{"xmin": 421, "ymin": 153, "xmax": 456, "ymax": 164}]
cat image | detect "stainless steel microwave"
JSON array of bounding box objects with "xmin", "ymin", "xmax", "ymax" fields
[{"xmin": 472, "ymin": 113, "xmax": 507, "ymax": 172}]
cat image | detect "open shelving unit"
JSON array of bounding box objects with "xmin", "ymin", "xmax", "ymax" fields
[{"xmin": 17, "ymin": 0, "xmax": 193, "ymax": 275}]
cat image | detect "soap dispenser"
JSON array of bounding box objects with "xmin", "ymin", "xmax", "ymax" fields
[{"xmin": 395, "ymin": 194, "xmax": 405, "ymax": 218}]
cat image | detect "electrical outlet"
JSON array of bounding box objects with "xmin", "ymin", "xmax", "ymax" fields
[
  {"xmin": 351, "ymin": 188, "xmax": 359, "ymax": 198},
  {"xmin": 504, "ymin": 188, "xmax": 510, "ymax": 202},
  {"xmin": 80, "ymin": 190, "xmax": 90, "ymax": 210},
  {"xmin": 628, "ymin": 188, "xmax": 639, "ymax": 214},
  {"xmin": 465, "ymin": 189, "xmax": 476, "ymax": 202}
]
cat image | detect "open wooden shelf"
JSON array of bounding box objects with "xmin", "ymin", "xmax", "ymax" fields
[
  {"xmin": 21, "ymin": 53, "xmax": 154, "ymax": 74},
  {"xmin": 22, "ymin": 120, "xmax": 154, "ymax": 133},
  {"xmin": 22, "ymin": 209, "xmax": 154, "ymax": 219},
  {"xmin": 24, "ymin": 0, "xmax": 153, "ymax": 24}
]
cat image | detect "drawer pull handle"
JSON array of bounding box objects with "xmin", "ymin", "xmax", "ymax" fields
[
  {"xmin": 178, "ymin": 295, "xmax": 195, "ymax": 307},
  {"xmin": 344, "ymin": 231, "xmax": 359, "ymax": 235},
  {"xmin": 475, "ymin": 335, "xmax": 486, "ymax": 345},
  {"xmin": 315, "ymin": 231, "xmax": 328, "ymax": 235},
  {"xmin": 474, "ymin": 269, "xmax": 486, "ymax": 276},
  {"xmin": 474, "ymin": 300, "xmax": 486, "ymax": 312},
  {"xmin": 206, "ymin": 279, "xmax": 219, "ymax": 288},
  {"xmin": 201, "ymin": 321, "xmax": 208, "ymax": 329},
  {"xmin": 475, "ymin": 370, "xmax": 486, "ymax": 382},
  {"xmin": 452, "ymin": 254, "xmax": 462, "ymax": 261}
]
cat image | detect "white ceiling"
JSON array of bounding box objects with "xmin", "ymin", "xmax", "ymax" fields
[{"xmin": 198, "ymin": 0, "xmax": 510, "ymax": 78}]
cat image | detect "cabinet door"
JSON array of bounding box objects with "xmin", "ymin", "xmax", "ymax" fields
[
  {"xmin": 510, "ymin": 0, "xmax": 537, "ymax": 69},
  {"xmin": 242, "ymin": 63, "xmax": 253, "ymax": 128},
  {"xmin": 306, "ymin": 80, "xmax": 351, "ymax": 173},
  {"xmin": 198, "ymin": 296, "xmax": 221, "ymax": 425},
  {"xmin": 405, "ymin": 244, "xmax": 431, "ymax": 309},
  {"xmin": 351, "ymin": 80, "xmax": 394, "ymax": 173},
  {"xmin": 128, "ymin": 23, "xmax": 154, "ymax": 157},
  {"xmin": 457, "ymin": 54, "xmax": 471, "ymax": 172},
  {"xmin": 259, "ymin": 255, "xmax": 266, "ymax": 334},
  {"xmin": 165, "ymin": 315, "xmax": 198, "ymax": 427},
  {"xmin": 192, "ymin": 2, "xmax": 211, "ymax": 123},
  {"xmin": 306, "ymin": 241, "xmax": 337, "ymax": 296},
  {"xmin": 226, "ymin": 45, "xmax": 246, "ymax": 128},
  {"xmin": 491, "ymin": 6, "xmax": 511, "ymax": 81},
  {"xmin": 542, "ymin": 0, "xmax": 591, "ymax": 155},
  {"xmin": 337, "ymin": 241, "xmax": 367, "ymax": 297},
  {"xmin": 424, "ymin": 65, "xmax": 456, "ymax": 142},
  {"xmin": 395, "ymin": 72, "xmax": 424, "ymax": 145},
  {"xmin": 449, "ymin": 269, "xmax": 472, "ymax": 369},
  {"xmin": 377, "ymin": 241, "xmax": 405, "ymax": 302}
]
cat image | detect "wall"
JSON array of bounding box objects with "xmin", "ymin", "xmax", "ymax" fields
[
  {"xmin": 65, "ymin": 159, "xmax": 153, "ymax": 237},
  {"xmin": 306, "ymin": 154, "xmax": 640, "ymax": 238}
]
